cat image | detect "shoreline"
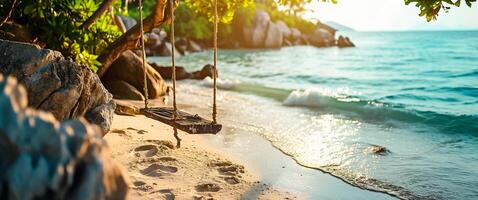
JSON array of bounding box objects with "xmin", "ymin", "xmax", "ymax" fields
[{"xmin": 105, "ymin": 98, "xmax": 397, "ymax": 199}]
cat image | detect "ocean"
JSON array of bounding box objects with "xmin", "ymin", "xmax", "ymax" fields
[{"xmin": 149, "ymin": 30, "xmax": 478, "ymax": 199}]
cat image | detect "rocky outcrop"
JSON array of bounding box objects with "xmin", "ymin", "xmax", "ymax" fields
[
  {"xmin": 102, "ymin": 50, "xmax": 168, "ymax": 99},
  {"xmin": 337, "ymin": 35, "xmax": 355, "ymax": 48},
  {"xmin": 276, "ymin": 21, "xmax": 291, "ymax": 40},
  {"xmin": 0, "ymin": 74, "xmax": 128, "ymax": 199},
  {"xmin": 156, "ymin": 41, "xmax": 181, "ymax": 57},
  {"xmin": 188, "ymin": 40, "xmax": 203, "ymax": 52},
  {"xmin": 0, "ymin": 39, "xmax": 114, "ymax": 133},
  {"xmin": 264, "ymin": 22, "xmax": 283, "ymax": 48},
  {"xmin": 103, "ymin": 80, "xmax": 145, "ymax": 101},
  {"xmin": 150, "ymin": 63, "xmax": 214, "ymax": 80},
  {"xmin": 307, "ymin": 28, "xmax": 335, "ymax": 47},
  {"xmin": 114, "ymin": 99, "xmax": 140, "ymax": 116},
  {"xmin": 290, "ymin": 28, "xmax": 302, "ymax": 45}
]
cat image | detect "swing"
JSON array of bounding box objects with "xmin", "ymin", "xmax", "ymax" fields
[{"xmin": 138, "ymin": 0, "xmax": 222, "ymax": 138}]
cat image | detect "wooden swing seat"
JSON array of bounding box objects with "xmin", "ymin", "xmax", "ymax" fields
[{"xmin": 141, "ymin": 107, "xmax": 222, "ymax": 134}]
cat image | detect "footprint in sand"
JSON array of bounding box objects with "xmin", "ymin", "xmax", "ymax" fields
[
  {"xmin": 224, "ymin": 176, "xmax": 240, "ymax": 185},
  {"xmin": 150, "ymin": 189, "xmax": 175, "ymax": 200},
  {"xmin": 141, "ymin": 163, "xmax": 178, "ymax": 177},
  {"xmin": 145, "ymin": 140, "xmax": 175, "ymax": 149},
  {"xmin": 159, "ymin": 156, "xmax": 178, "ymax": 162},
  {"xmin": 195, "ymin": 183, "xmax": 221, "ymax": 192},
  {"xmin": 132, "ymin": 181, "xmax": 153, "ymax": 192},
  {"xmin": 210, "ymin": 161, "xmax": 244, "ymax": 174},
  {"xmin": 134, "ymin": 144, "xmax": 159, "ymax": 157},
  {"xmin": 110, "ymin": 129, "xmax": 132, "ymax": 138}
]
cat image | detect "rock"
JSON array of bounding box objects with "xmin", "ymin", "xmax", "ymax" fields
[
  {"xmin": 188, "ymin": 40, "xmax": 203, "ymax": 52},
  {"xmin": 175, "ymin": 37, "xmax": 189, "ymax": 55},
  {"xmin": 300, "ymin": 35, "xmax": 310, "ymax": 46},
  {"xmin": 151, "ymin": 63, "xmax": 214, "ymax": 80},
  {"xmin": 117, "ymin": 15, "xmax": 137, "ymax": 31},
  {"xmin": 308, "ymin": 28, "xmax": 335, "ymax": 47},
  {"xmin": 114, "ymin": 100, "xmax": 140, "ymax": 116},
  {"xmin": 337, "ymin": 35, "xmax": 355, "ymax": 48},
  {"xmin": 368, "ymin": 145, "xmax": 390, "ymax": 155},
  {"xmin": 0, "ymin": 22, "xmax": 34, "ymax": 43},
  {"xmin": 103, "ymin": 80, "xmax": 145, "ymax": 101},
  {"xmin": 150, "ymin": 63, "xmax": 191, "ymax": 80},
  {"xmin": 157, "ymin": 42, "xmax": 181, "ymax": 57},
  {"xmin": 264, "ymin": 22, "xmax": 283, "ymax": 48},
  {"xmin": 191, "ymin": 64, "xmax": 214, "ymax": 80},
  {"xmin": 283, "ymin": 39, "xmax": 292, "ymax": 47},
  {"xmin": 0, "ymin": 39, "xmax": 114, "ymax": 133},
  {"xmin": 276, "ymin": 20, "xmax": 291, "ymax": 39},
  {"xmin": 151, "ymin": 28, "xmax": 167, "ymax": 41},
  {"xmin": 290, "ymin": 28, "xmax": 302, "ymax": 41},
  {"xmin": 102, "ymin": 50, "xmax": 168, "ymax": 99},
  {"xmin": 145, "ymin": 33, "xmax": 161, "ymax": 48},
  {"xmin": 0, "ymin": 74, "xmax": 128, "ymax": 199},
  {"xmin": 242, "ymin": 10, "xmax": 270, "ymax": 48}
]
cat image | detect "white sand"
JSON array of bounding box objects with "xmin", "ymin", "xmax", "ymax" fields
[{"xmin": 104, "ymin": 113, "xmax": 297, "ymax": 199}]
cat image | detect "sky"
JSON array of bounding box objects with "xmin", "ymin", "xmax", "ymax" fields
[{"xmin": 302, "ymin": 0, "xmax": 478, "ymax": 31}]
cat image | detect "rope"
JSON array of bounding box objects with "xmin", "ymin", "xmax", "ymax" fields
[
  {"xmin": 170, "ymin": 0, "xmax": 181, "ymax": 148},
  {"xmin": 139, "ymin": 0, "xmax": 148, "ymax": 108},
  {"xmin": 212, "ymin": 0, "xmax": 218, "ymax": 123},
  {"xmin": 170, "ymin": 0, "xmax": 177, "ymax": 113}
]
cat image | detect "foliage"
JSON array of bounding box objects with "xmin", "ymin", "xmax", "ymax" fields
[
  {"xmin": 404, "ymin": 0, "xmax": 476, "ymax": 21},
  {"xmin": 1, "ymin": 0, "xmax": 123, "ymax": 71},
  {"xmin": 1, "ymin": 0, "xmax": 475, "ymax": 72},
  {"xmin": 127, "ymin": 0, "xmax": 252, "ymax": 41},
  {"xmin": 173, "ymin": 4, "xmax": 212, "ymax": 40},
  {"xmin": 183, "ymin": 0, "xmax": 254, "ymax": 24},
  {"xmin": 256, "ymin": 0, "xmax": 317, "ymax": 34}
]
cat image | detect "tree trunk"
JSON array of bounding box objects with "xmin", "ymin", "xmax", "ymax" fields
[
  {"xmin": 96, "ymin": 0, "xmax": 172, "ymax": 77},
  {"xmin": 80, "ymin": 0, "xmax": 117, "ymax": 30}
]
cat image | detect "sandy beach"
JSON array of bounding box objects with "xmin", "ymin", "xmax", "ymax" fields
[
  {"xmin": 104, "ymin": 97, "xmax": 397, "ymax": 200},
  {"xmin": 105, "ymin": 110, "xmax": 297, "ymax": 199}
]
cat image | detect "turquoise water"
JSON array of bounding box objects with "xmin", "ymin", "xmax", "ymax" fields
[{"xmin": 150, "ymin": 30, "xmax": 478, "ymax": 199}]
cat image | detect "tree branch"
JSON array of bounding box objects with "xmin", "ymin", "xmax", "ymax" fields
[
  {"xmin": 80, "ymin": 0, "xmax": 117, "ymax": 29},
  {"xmin": 96, "ymin": 0, "xmax": 173, "ymax": 77},
  {"xmin": 0, "ymin": 0, "xmax": 17, "ymax": 28}
]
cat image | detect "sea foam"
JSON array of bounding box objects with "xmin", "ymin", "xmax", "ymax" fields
[
  {"xmin": 283, "ymin": 89, "xmax": 341, "ymax": 107},
  {"xmin": 201, "ymin": 77, "xmax": 239, "ymax": 90}
]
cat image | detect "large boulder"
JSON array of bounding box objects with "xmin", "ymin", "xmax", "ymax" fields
[
  {"xmin": 156, "ymin": 41, "xmax": 181, "ymax": 57},
  {"xmin": 150, "ymin": 63, "xmax": 214, "ymax": 80},
  {"xmin": 275, "ymin": 21, "xmax": 291, "ymax": 39},
  {"xmin": 337, "ymin": 35, "xmax": 355, "ymax": 48},
  {"xmin": 150, "ymin": 63, "xmax": 191, "ymax": 80},
  {"xmin": 102, "ymin": 50, "xmax": 168, "ymax": 99},
  {"xmin": 0, "ymin": 39, "xmax": 114, "ymax": 133},
  {"xmin": 242, "ymin": 10, "xmax": 271, "ymax": 48},
  {"xmin": 0, "ymin": 74, "xmax": 128, "ymax": 199},
  {"xmin": 290, "ymin": 28, "xmax": 302, "ymax": 42},
  {"xmin": 175, "ymin": 37, "xmax": 189, "ymax": 55},
  {"xmin": 264, "ymin": 22, "xmax": 283, "ymax": 48},
  {"xmin": 308, "ymin": 28, "xmax": 335, "ymax": 47},
  {"xmin": 103, "ymin": 80, "xmax": 145, "ymax": 101},
  {"xmin": 188, "ymin": 40, "xmax": 203, "ymax": 52}
]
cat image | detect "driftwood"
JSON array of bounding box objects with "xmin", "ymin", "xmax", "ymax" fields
[
  {"xmin": 80, "ymin": 0, "xmax": 117, "ymax": 29},
  {"xmin": 97, "ymin": 0, "xmax": 175, "ymax": 77},
  {"xmin": 0, "ymin": 0, "xmax": 17, "ymax": 28}
]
